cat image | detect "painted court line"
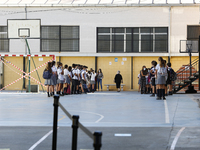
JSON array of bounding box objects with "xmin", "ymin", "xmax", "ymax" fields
[
  {"xmin": 170, "ymin": 127, "xmax": 186, "ymax": 150},
  {"xmin": 115, "ymin": 134, "xmax": 132, "ymax": 137},
  {"xmin": 69, "ymin": 110, "xmax": 104, "ymax": 123},
  {"xmin": 28, "ymin": 129, "xmax": 55, "ymax": 150},
  {"xmin": 164, "ymin": 100, "xmax": 170, "ymax": 123}
]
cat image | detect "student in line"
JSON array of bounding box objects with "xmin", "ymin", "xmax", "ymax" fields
[
  {"xmin": 167, "ymin": 62, "xmax": 175, "ymax": 95},
  {"xmin": 138, "ymin": 73, "xmax": 141, "ymax": 92},
  {"xmin": 51, "ymin": 61, "xmax": 57, "ymax": 96},
  {"xmin": 81, "ymin": 66, "xmax": 87, "ymax": 93},
  {"xmin": 64, "ymin": 64, "xmax": 70, "ymax": 94},
  {"xmin": 97, "ymin": 69, "xmax": 104, "ymax": 91},
  {"xmin": 146, "ymin": 68, "xmax": 151, "ymax": 94},
  {"xmin": 114, "ymin": 71, "xmax": 123, "ymax": 92},
  {"xmin": 150, "ymin": 61, "xmax": 157, "ymax": 97},
  {"xmin": 90, "ymin": 68, "xmax": 96, "ymax": 93},
  {"xmin": 56, "ymin": 61, "xmax": 60, "ymax": 93},
  {"xmin": 140, "ymin": 66, "xmax": 148, "ymax": 94},
  {"xmin": 155, "ymin": 57, "xmax": 167, "ymax": 100},
  {"xmin": 44, "ymin": 62, "xmax": 53, "ymax": 97},
  {"xmin": 86, "ymin": 70, "xmax": 91, "ymax": 92},
  {"xmin": 71, "ymin": 64, "xmax": 77, "ymax": 94},
  {"xmin": 57, "ymin": 62, "xmax": 64, "ymax": 96},
  {"xmin": 76, "ymin": 64, "xmax": 81, "ymax": 94}
]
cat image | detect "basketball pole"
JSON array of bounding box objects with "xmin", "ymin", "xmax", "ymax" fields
[
  {"xmin": 28, "ymin": 54, "xmax": 31, "ymax": 92},
  {"xmin": 25, "ymin": 38, "xmax": 45, "ymax": 92}
]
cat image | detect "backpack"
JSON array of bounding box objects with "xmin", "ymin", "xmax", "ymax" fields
[
  {"xmin": 170, "ymin": 69, "xmax": 177, "ymax": 81},
  {"xmin": 43, "ymin": 70, "xmax": 52, "ymax": 79}
]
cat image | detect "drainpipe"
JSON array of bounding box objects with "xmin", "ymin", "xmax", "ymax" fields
[{"xmin": 168, "ymin": 6, "xmax": 171, "ymax": 63}]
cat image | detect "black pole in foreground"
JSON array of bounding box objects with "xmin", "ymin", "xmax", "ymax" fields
[
  {"xmin": 52, "ymin": 95, "xmax": 60, "ymax": 150},
  {"xmin": 93, "ymin": 131, "xmax": 102, "ymax": 150},
  {"xmin": 199, "ymin": 35, "xmax": 200, "ymax": 90},
  {"xmin": 72, "ymin": 115, "xmax": 79, "ymax": 150}
]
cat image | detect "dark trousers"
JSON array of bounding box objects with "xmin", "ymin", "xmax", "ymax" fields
[
  {"xmin": 140, "ymin": 78, "xmax": 146, "ymax": 93},
  {"xmin": 71, "ymin": 79, "xmax": 77, "ymax": 94}
]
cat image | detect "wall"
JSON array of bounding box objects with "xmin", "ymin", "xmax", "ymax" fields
[
  {"xmin": 0, "ymin": 6, "xmax": 199, "ymax": 56},
  {"xmin": 3, "ymin": 57, "xmax": 23, "ymax": 90},
  {"xmin": 97, "ymin": 57, "xmax": 131, "ymax": 91},
  {"xmin": 0, "ymin": 6, "xmax": 199, "ymax": 91}
]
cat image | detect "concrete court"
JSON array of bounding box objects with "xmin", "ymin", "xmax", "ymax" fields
[{"xmin": 0, "ymin": 91, "xmax": 199, "ymax": 150}]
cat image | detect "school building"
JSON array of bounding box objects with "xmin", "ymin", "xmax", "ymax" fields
[{"xmin": 0, "ymin": 0, "xmax": 199, "ymax": 91}]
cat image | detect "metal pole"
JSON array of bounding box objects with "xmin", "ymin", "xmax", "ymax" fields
[
  {"xmin": 93, "ymin": 131, "xmax": 102, "ymax": 150},
  {"xmin": 52, "ymin": 95, "xmax": 60, "ymax": 150},
  {"xmin": 25, "ymin": 39, "xmax": 44, "ymax": 92},
  {"xmin": 71, "ymin": 115, "xmax": 79, "ymax": 150},
  {"xmin": 28, "ymin": 56, "xmax": 31, "ymax": 92},
  {"xmin": 190, "ymin": 50, "xmax": 192, "ymax": 77},
  {"xmin": 199, "ymin": 36, "xmax": 200, "ymax": 90}
]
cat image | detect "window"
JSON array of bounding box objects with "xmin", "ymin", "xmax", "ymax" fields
[
  {"xmin": 0, "ymin": 26, "xmax": 9, "ymax": 52},
  {"xmin": 187, "ymin": 26, "xmax": 200, "ymax": 40},
  {"xmin": 41, "ymin": 26, "xmax": 79, "ymax": 52},
  {"xmin": 97, "ymin": 27, "xmax": 168, "ymax": 53}
]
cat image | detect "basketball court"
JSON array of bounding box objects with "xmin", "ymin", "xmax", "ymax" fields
[
  {"xmin": 0, "ymin": 91, "xmax": 199, "ymax": 150},
  {"xmin": 0, "ymin": 3, "xmax": 199, "ymax": 150}
]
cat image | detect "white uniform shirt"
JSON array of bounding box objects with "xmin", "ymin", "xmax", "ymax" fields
[
  {"xmin": 57, "ymin": 67, "xmax": 64, "ymax": 81},
  {"xmin": 68, "ymin": 71, "xmax": 72, "ymax": 78},
  {"xmin": 51, "ymin": 65, "xmax": 57, "ymax": 73},
  {"xmin": 156, "ymin": 64, "xmax": 167, "ymax": 76},
  {"xmin": 81, "ymin": 70, "xmax": 86, "ymax": 80},
  {"xmin": 151, "ymin": 67, "xmax": 156, "ymax": 78},
  {"xmin": 77, "ymin": 69, "xmax": 81, "ymax": 81},
  {"xmin": 72, "ymin": 69, "xmax": 78, "ymax": 80},
  {"xmin": 91, "ymin": 72, "xmax": 96, "ymax": 81},
  {"xmin": 64, "ymin": 69, "xmax": 69, "ymax": 76},
  {"xmin": 138, "ymin": 74, "xmax": 140, "ymax": 79}
]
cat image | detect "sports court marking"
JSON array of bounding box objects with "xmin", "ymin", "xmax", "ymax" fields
[
  {"xmin": 28, "ymin": 128, "xmax": 58, "ymax": 150},
  {"xmin": 69, "ymin": 110, "xmax": 104, "ymax": 123},
  {"xmin": 164, "ymin": 100, "xmax": 170, "ymax": 123},
  {"xmin": 87, "ymin": 93, "xmax": 122, "ymax": 95},
  {"xmin": 28, "ymin": 115, "xmax": 63, "ymax": 150},
  {"xmin": 170, "ymin": 127, "xmax": 186, "ymax": 150},
  {"xmin": 114, "ymin": 134, "xmax": 132, "ymax": 137},
  {"xmin": 58, "ymin": 115, "xmax": 66, "ymax": 122}
]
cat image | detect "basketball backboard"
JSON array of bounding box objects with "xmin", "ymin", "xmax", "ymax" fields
[
  {"xmin": 180, "ymin": 40, "xmax": 199, "ymax": 53},
  {"xmin": 7, "ymin": 19, "xmax": 41, "ymax": 39}
]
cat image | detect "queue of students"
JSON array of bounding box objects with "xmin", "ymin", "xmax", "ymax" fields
[
  {"xmin": 44, "ymin": 61, "xmax": 104, "ymax": 97},
  {"xmin": 139, "ymin": 57, "xmax": 176, "ymax": 100}
]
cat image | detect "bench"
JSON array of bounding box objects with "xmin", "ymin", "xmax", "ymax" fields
[{"xmin": 104, "ymin": 84, "xmax": 125, "ymax": 91}]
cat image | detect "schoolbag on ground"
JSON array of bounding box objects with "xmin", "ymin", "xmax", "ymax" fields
[
  {"xmin": 43, "ymin": 69, "xmax": 52, "ymax": 79},
  {"xmin": 170, "ymin": 69, "xmax": 177, "ymax": 81}
]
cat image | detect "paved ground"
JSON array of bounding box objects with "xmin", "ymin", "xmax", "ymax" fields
[{"xmin": 0, "ymin": 91, "xmax": 199, "ymax": 150}]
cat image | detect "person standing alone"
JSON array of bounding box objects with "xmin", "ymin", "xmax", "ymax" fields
[
  {"xmin": 114, "ymin": 71, "xmax": 123, "ymax": 92},
  {"xmin": 97, "ymin": 69, "xmax": 103, "ymax": 91}
]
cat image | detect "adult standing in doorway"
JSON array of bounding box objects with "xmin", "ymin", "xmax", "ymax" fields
[
  {"xmin": 97, "ymin": 69, "xmax": 104, "ymax": 91},
  {"xmin": 114, "ymin": 71, "xmax": 123, "ymax": 92}
]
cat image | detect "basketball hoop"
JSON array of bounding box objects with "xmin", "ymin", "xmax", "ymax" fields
[{"xmin": 19, "ymin": 36, "xmax": 27, "ymax": 43}]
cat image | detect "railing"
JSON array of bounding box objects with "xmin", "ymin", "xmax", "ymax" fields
[
  {"xmin": 173, "ymin": 58, "xmax": 199, "ymax": 92},
  {"xmin": 52, "ymin": 95, "xmax": 102, "ymax": 150}
]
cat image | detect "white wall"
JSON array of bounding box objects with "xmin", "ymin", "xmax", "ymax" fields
[
  {"xmin": 171, "ymin": 6, "xmax": 199, "ymax": 55},
  {"xmin": 0, "ymin": 6, "xmax": 199, "ymax": 56}
]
